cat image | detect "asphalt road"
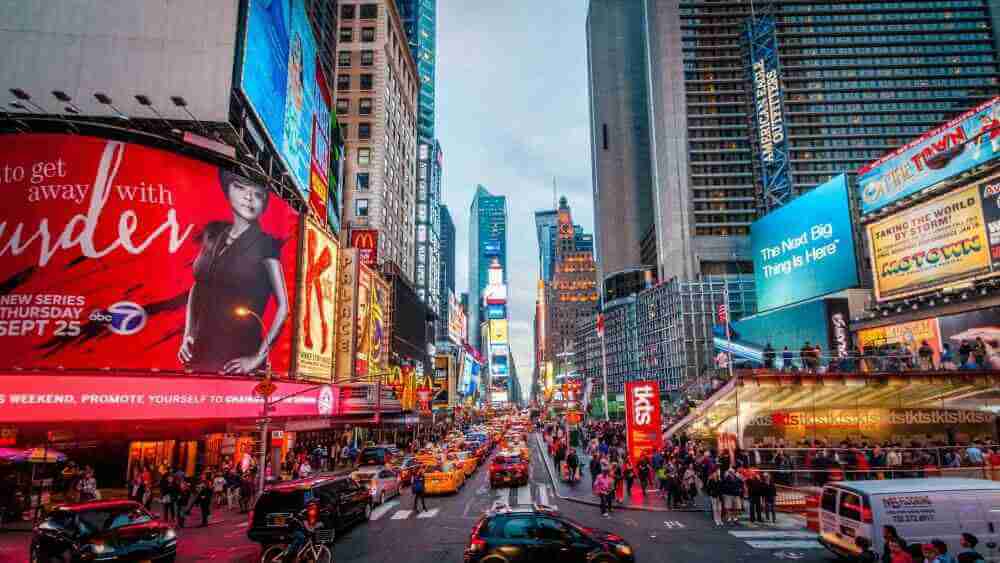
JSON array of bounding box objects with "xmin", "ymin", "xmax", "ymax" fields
[{"xmin": 0, "ymin": 437, "xmax": 841, "ymax": 562}]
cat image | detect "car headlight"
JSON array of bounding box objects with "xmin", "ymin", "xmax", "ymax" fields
[
  {"xmin": 88, "ymin": 542, "xmax": 112, "ymax": 555},
  {"xmin": 163, "ymin": 528, "xmax": 177, "ymax": 541},
  {"xmin": 615, "ymin": 543, "xmax": 633, "ymax": 556}
]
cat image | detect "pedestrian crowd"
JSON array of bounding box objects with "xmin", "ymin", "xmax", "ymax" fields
[
  {"xmin": 870, "ymin": 525, "xmax": 985, "ymax": 563},
  {"xmin": 759, "ymin": 336, "xmax": 998, "ymax": 373}
]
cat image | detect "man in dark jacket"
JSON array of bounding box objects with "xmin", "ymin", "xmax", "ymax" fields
[
  {"xmin": 192, "ymin": 479, "xmax": 213, "ymax": 527},
  {"xmin": 589, "ymin": 455, "xmax": 602, "ymax": 485}
]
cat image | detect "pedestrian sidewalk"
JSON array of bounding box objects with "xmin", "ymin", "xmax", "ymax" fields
[{"xmin": 535, "ymin": 434, "xmax": 698, "ymax": 512}]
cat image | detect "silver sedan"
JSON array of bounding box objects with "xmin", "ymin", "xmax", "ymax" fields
[{"xmin": 351, "ymin": 467, "xmax": 402, "ymax": 505}]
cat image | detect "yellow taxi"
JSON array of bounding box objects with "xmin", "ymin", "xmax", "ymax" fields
[
  {"xmin": 423, "ymin": 461, "xmax": 465, "ymax": 495},
  {"xmin": 448, "ymin": 451, "xmax": 478, "ymax": 477}
]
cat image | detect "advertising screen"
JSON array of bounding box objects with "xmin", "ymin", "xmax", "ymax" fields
[
  {"xmin": 491, "ymin": 355, "xmax": 508, "ymax": 376},
  {"xmin": 624, "ymin": 381, "xmax": 662, "ymax": 464},
  {"xmin": 751, "ymin": 174, "xmax": 859, "ymax": 312},
  {"xmin": 858, "ymin": 97, "xmax": 1000, "ymax": 214},
  {"xmin": 355, "ymin": 265, "xmax": 373, "ymax": 376},
  {"xmin": 0, "ymin": 134, "xmax": 299, "ymax": 375},
  {"xmin": 488, "ymin": 320, "xmax": 508, "ymax": 345},
  {"xmin": 857, "ymin": 318, "xmax": 942, "ymax": 365},
  {"xmin": 295, "ymin": 220, "xmax": 338, "ymax": 381},
  {"xmin": 240, "ymin": 0, "xmax": 331, "ymax": 198},
  {"xmin": 447, "ymin": 292, "xmax": 465, "ymax": 345},
  {"xmin": 351, "ymin": 229, "xmax": 379, "ymax": 268},
  {"xmin": 0, "ymin": 374, "xmax": 332, "ymax": 423},
  {"xmin": 856, "ymin": 307, "xmax": 1000, "ymax": 369},
  {"xmin": 867, "ymin": 184, "xmax": 994, "ymax": 300},
  {"xmin": 486, "ymin": 303, "xmax": 506, "ymax": 320}
]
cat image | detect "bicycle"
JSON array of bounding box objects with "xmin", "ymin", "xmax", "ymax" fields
[{"xmin": 259, "ymin": 515, "xmax": 335, "ymax": 563}]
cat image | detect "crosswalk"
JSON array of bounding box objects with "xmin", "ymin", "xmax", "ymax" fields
[
  {"xmin": 729, "ymin": 530, "xmax": 823, "ymax": 550},
  {"xmin": 369, "ymin": 483, "xmax": 557, "ymax": 522}
]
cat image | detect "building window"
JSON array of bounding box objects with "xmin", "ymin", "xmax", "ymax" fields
[
  {"xmin": 358, "ymin": 122, "xmax": 372, "ymax": 139},
  {"xmin": 360, "ymin": 74, "xmax": 373, "ymax": 90},
  {"xmin": 337, "ymin": 74, "xmax": 350, "ymax": 90},
  {"xmin": 361, "ymin": 27, "xmax": 375, "ymax": 42},
  {"xmin": 360, "ymin": 4, "xmax": 378, "ymax": 19},
  {"xmin": 359, "ymin": 98, "xmax": 373, "ymax": 115},
  {"xmin": 338, "ymin": 51, "xmax": 351, "ymax": 67},
  {"xmin": 356, "ymin": 173, "xmax": 370, "ymax": 191},
  {"xmin": 357, "ymin": 148, "xmax": 371, "ymax": 165},
  {"xmin": 340, "ymin": 4, "xmax": 355, "ymax": 19},
  {"xmin": 339, "ymin": 28, "xmax": 352, "ymax": 43},
  {"xmin": 356, "ymin": 198, "xmax": 370, "ymax": 217},
  {"xmin": 336, "ymin": 99, "xmax": 349, "ymax": 115},
  {"xmin": 361, "ymin": 50, "xmax": 374, "ymax": 66}
]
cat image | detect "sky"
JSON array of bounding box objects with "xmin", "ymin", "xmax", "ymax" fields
[{"xmin": 436, "ymin": 0, "xmax": 594, "ymax": 396}]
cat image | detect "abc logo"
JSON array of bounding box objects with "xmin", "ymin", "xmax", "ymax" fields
[
  {"xmin": 106, "ymin": 301, "xmax": 148, "ymax": 336},
  {"xmin": 317, "ymin": 386, "xmax": 334, "ymax": 416}
]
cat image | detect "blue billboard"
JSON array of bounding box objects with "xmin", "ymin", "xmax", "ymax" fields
[
  {"xmin": 747, "ymin": 14, "xmax": 792, "ymax": 211},
  {"xmin": 858, "ymin": 97, "xmax": 1000, "ymax": 214},
  {"xmin": 486, "ymin": 303, "xmax": 505, "ymax": 320},
  {"xmin": 751, "ymin": 174, "xmax": 859, "ymax": 312},
  {"xmin": 484, "ymin": 240, "xmax": 501, "ymax": 256},
  {"xmin": 241, "ymin": 0, "xmax": 331, "ymax": 199}
]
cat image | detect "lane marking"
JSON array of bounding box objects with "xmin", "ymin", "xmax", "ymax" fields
[
  {"xmin": 744, "ymin": 540, "xmax": 823, "ymax": 550},
  {"xmin": 391, "ymin": 509, "xmax": 412, "ymax": 520},
  {"xmin": 417, "ymin": 508, "xmax": 440, "ymax": 519},
  {"xmin": 730, "ymin": 531, "xmax": 817, "ymax": 539},
  {"xmin": 663, "ymin": 520, "xmax": 686, "ymax": 529},
  {"xmin": 370, "ymin": 499, "xmax": 399, "ymax": 521},
  {"xmin": 537, "ymin": 484, "xmax": 549, "ymax": 506},
  {"xmin": 516, "ymin": 485, "xmax": 531, "ymax": 506}
]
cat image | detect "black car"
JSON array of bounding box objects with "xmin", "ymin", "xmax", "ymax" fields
[
  {"xmin": 357, "ymin": 446, "xmax": 394, "ymax": 467},
  {"xmin": 247, "ymin": 474, "xmax": 371, "ymax": 548},
  {"xmin": 464, "ymin": 505, "xmax": 635, "ymax": 563},
  {"xmin": 30, "ymin": 500, "xmax": 176, "ymax": 562}
]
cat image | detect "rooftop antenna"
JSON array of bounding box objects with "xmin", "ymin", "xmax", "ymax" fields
[{"xmin": 552, "ymin": 177, "xmax": 557, "ymax": 209}]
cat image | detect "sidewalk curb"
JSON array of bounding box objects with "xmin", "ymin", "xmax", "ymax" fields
[{"xmin": 533, "ymin": 434, "xmax": 701, "ymax": 513}]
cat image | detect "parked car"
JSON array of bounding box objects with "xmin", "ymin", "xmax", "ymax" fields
[
  {"xmin": 30, "ymin": 500, "xmax": 177, "ymax": 563},
  {"xmin": 464, "ymin": 504, "xmax": 635, "ymax": 563},
  {"xmin": 352, "ymin": 467, "xmax": 402, "ymax": 505},
  {"xmin": 357, "ymin": 446, "xmax": 395, "ymax": 468},
  {"xmin": 248, "ymin": 475, "xmax": 371, "ymax": 548}
]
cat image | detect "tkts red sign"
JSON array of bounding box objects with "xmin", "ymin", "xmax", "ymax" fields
[
  {"xmin": 624, "ymin": 381, "xmax": 662, "ymax": 464},
  {"xmin": 350, "ymin": 229, "xmax": 379, "ymax": 268}
]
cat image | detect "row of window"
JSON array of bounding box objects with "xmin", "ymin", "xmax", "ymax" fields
[
  {"xmin": 790, "ymin": 88, "xmax": 990, "ymax": 101},
  {"xmin": 789, "ymin": 112, "xmax": 949, "ymax": 125},
  {"xmin": 340, "ymin": 4, "xmax": 378, "ymax": 20},
  {"xmin": 335, "ymin": 97, "xmax": 374, "ymax": 115},
  {"xmin": 782, "ymin": 10, "xmax": 987, "ymax": 23},
  {"xmin": 694, "ymin": 226, "xmax": 751, "ymax": 236},
  {"xmin": 336, "ymin": 73, "xmax": 374, "ymax": 91},
  {"xmin": 788, "ymin": 54, "xmax": 997, "ymax": 66},
  {"xmin": 787, "ymin": 76, "xmax": 996, "ymax": 90},
  {"xmin": 788, "ymin": 65, "xmax": 996, "ymax": 80},
  {"xmin": 339, "ymin": 50, "xmax": 375, "ymax": 67},
  {"xmin": 783, "ymin": 21, "xmax": 989, "ymax": 34},
  {"xmin": 780, "ymin": 31, "xmax": 993, "ymax": 44},
  {"xmin": 774, "ymin": 1, "xmax": 984, "ymax": 12},
  {"xmin": 786, "ymin": 101, "xmax": 964, "ymax": 113},
  {"xmin": 340, "ymin": 27, "xmax": 377, "ymax": 43},
  {"xmin": 782, "ymin": 43, "xmax": 995, "ymax": 56}
]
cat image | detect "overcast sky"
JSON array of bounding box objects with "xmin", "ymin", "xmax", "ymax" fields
[{"xmin": 436, "ymin": 0, "xmax": 593, "ymax": 395}]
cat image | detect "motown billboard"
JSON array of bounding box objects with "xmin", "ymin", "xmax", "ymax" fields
[{"xmin": 0, "ymin": 134, "xmax": 300, "ymax": 376}]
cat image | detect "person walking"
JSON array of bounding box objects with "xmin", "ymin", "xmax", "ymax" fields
[
  {"xmin": 593, "ymin": 469, "xmax": 614, "ymax": 517},
  {"xmin": 567, "ymin": 449, "xmax": 580, "ymax": 483},
  {"xmin": 704, "ymin": 469, "xmax": 724, "ymax": 526},
  {"xmin": 193, "ymin": 478, "xmax": 213, "ymax": 527},
  {"xmin": 722, "ymin": 468, "xmax": 744, "ymax": 524},
  {"xmin": 159, "ymin": 475, "xmax": 177, "ymax": 523},
  {"xmin": 589, "ymin": 455, "xmax": 602, "ymax": 485},
  {"xmin": 747, "ymin": 473, "xmax": 763, "ymax": 523},
  {"xmin": 761, "ymin": 473, "xmax": 777, "ymax": 523},
  {"xmin": 76, "ymin": 468, "xmax": 98, "ymax": 502},
  {"xmin": 623, "ymin": 460, "xmax": 636, "ymax": 499},
  {"xmin": 412, "ymin": 470, "xmax": 428, "ymax": 513},
  {"xmin": 636, "ymin": 457, "xmax": 651, "ymax": 496},
  {"xmin": 238, "ymin": 473, "xmax": 254, "ymax": 514},
  {"xmin": 176, "ymin": 479, "xmax": 192, "ymax": 529}
]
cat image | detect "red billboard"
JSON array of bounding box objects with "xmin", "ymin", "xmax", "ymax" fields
[
  {"xmin": 351, "ymin": 229, "xmax": 379, "ymax": 268},
  {"xmin": 0, "ymin": 374, "xmax": 332, "ymax": 423},
  {"xmin": 0, "ymin": 134, "xmax": 300, "ymax": 375},
  {"xmin": 624, "ymin": 381, "xmax": 663, "ymax": 464}
]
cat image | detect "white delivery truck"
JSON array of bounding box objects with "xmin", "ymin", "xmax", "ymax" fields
[{"xmin": 818, "ymin": 478, "xmax": 1000, "ymax": 561}]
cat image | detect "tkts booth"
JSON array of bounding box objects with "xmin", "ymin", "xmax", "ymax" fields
[{"xmin": 0, "ymin": 134, "xmax": 341, "ymax": 501}]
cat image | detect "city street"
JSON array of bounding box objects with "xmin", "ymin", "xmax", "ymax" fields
[{"xmin": 0, "ymin": 437, "xmax": 834, "ymax": 563}]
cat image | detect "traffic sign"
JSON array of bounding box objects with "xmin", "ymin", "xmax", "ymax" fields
[{"xmin": 253, "ymin": 378, "xmax": 277, "ymax": 399}]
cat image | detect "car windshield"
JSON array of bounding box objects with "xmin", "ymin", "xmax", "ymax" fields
[
  {"xmin": 496, "ymin": 456, "xmax": 522, "ymax": 465},
  {"xmin": 77, "ymin": 506, "xmax": 152, "ymax": 534},
  {"xmin": 354, "ymin": 472, "xmax": 376, "ymax": 481},
  {"xmin": 359, "ymin": 448, "xmax": 386, "ymax": 465}
]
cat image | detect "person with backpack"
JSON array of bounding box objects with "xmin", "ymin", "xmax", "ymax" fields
[{"xmin": 412, "ymin": 469, "xmax": 428, "ymax": 513}]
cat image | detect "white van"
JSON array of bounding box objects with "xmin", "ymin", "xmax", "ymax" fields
[{"xmin": 818, "ymin": 478, "xmax": 1000, "ymax": 560}]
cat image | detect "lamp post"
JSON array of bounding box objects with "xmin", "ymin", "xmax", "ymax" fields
[{"xmin": 235, "ymin": 306, "xmax": 275, "ymax": 498}]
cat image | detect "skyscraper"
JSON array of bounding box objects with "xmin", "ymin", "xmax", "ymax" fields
[
  {"xmin": 642, "ymin": 0, "xmax": 1000, "ymax": 280},
  {"xmin": 534, "ymin": 209, "xmax": 559, "ymax": 283},
  {"xmin": 468, "ymin": 185, "xmax": 508, "ymax": 353},
  {"xmin": 586, "ymin": 0, "xmax": 657, "ymax": 279},
  {"xmin": 336, "ymin": 0, "xmax": 418, "ymax": 279},
  {"xmin": 436, "ymin": 203, "xmax": 456, "ymax": 344},
  {"xmin": 398, "ymin": 0, "xmax": 436, "ymax": 145},
  {"xmin": 415, "ymin": 140, "xmax": 442, "ymax": 329}
]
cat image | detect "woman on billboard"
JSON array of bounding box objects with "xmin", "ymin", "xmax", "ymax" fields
[{"xmin": 177, "ymin": 170, "xmax": 290, "ymax": 374}]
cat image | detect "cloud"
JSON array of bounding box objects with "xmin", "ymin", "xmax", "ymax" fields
[{"xmin": 438, "ymin": 0, "xmax": 592, "ymax": 397}]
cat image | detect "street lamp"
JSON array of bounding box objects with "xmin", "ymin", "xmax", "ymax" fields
[{"xmin": 234, "ymin": 306, "xmax": 274, "ymax": 498}]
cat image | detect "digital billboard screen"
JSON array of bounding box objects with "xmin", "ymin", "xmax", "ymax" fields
[
  {"xmin": 858, "ymin": 97, "xmax": 1000, "ymax": 214},
  {"xmin": 295, "ymin": 220, "xmax": 338, "ymax": 382},
  {"xmin": 240, "ymin": 0, "xmax": 331, "ymax": 199},
  {"xmin": 487, "ymin": 303, "xmax": 505, "ymax": 320},
  {"xmin": 751, "ymin": 174, "xmax": 859, "ymax": 312},
  {"xmin": 866, "ymin": 178, "xmax": 1000, "ymax": 301},
  {"xmin": 0, "ymin": 134, "xmax": 300, "ymax": 375}
]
